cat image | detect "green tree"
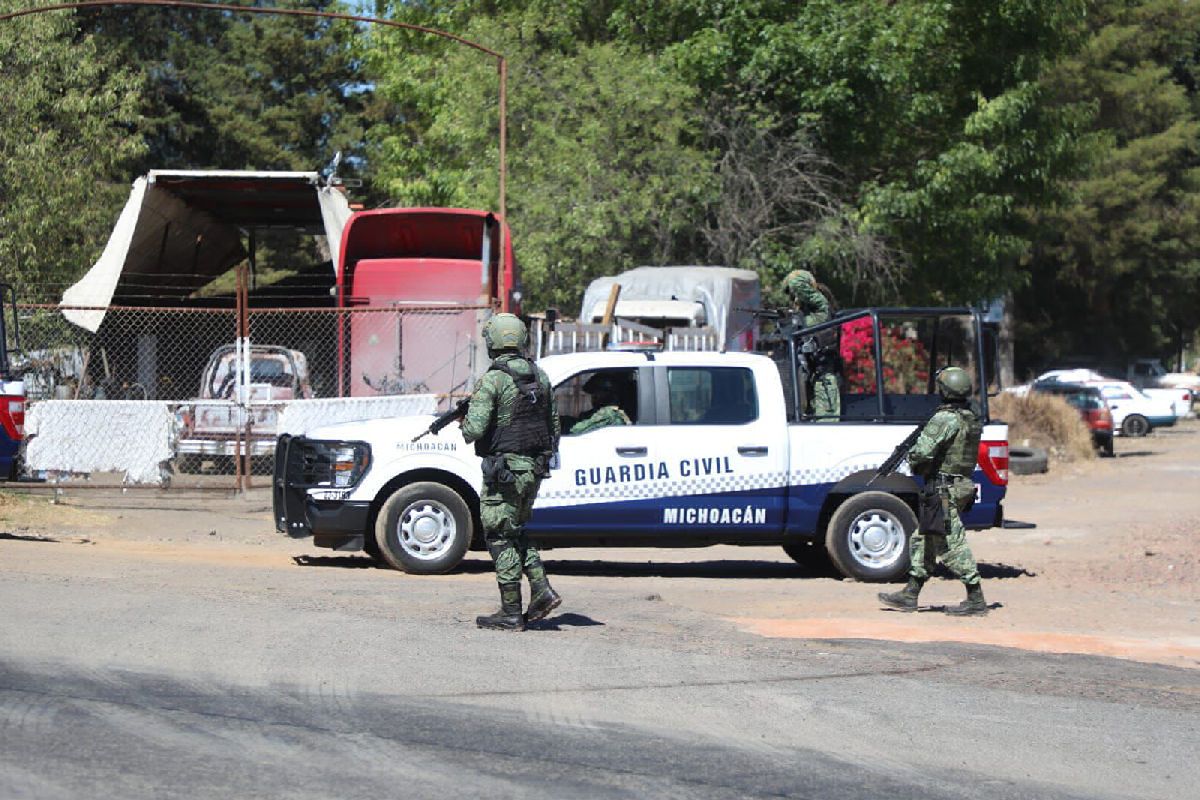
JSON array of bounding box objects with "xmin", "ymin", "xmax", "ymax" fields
[
  {"xmin": 366, "ymin": 2, "xmax": 712, "ymax": 310},
  {"xmin": 1018, "ymin": 0, "xmax": 1200, "ymax": 371},
  {"xmin": 614, "ymin": 0, "xmax": 1091, "ymax": 303},
  {"xmin": 78, "ymin": 0, "xmax": 366, "ymax": 173},
  {"xmin": 0, "ymin": 3, "xmax": 145, "ymax": 300}
]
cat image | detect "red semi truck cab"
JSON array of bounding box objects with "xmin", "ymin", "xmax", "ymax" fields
[
  {"xmin": 335, "ymin": 208, "xmax": 518, "ymax": 398},
  {"xmin": 0, "ymin": 283, "xmax": 23, "ymax": 480}
]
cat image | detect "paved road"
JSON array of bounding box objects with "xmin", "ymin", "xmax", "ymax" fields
[{"xmin": 2, "ymin": 536, "xmax": 1197, "ymax": 799}]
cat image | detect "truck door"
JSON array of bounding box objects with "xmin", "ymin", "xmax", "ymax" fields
[
  {"xmin": 529, "ymin": 362, "xmax": 788, "ymax": 539},
  {"xmin": 527, "ymin": 365, "xmax": 653, "ymax": 535},
  {"xmin": 637, "ymin": 364, "xmax": 788, "ymax": 537}
]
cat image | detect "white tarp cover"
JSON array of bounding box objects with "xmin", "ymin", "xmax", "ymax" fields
[
  {"xmin": 60, "ymin": 171, "xmax": 353, "ymax": 333},
  {"xmin": 275, "ymin": 395, "xmax": 438, "ymax": 435},
  {"xmin": 26, "ymin": 400, "xmax": 176, "ymax": 484},
  {"xmin": 579, "ymin": 266, "xmax": 761, "ymax": 351}
]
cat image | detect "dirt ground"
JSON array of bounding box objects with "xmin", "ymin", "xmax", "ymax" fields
[{"xmin": 4, "ymin": 418, "xmax": 1198, "ymax": 669}]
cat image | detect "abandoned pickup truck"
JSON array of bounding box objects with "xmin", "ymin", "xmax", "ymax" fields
[
  {"xmin": 274, "ymin": 308, "xmax": 1009, "ymax": 582},
  {"xmin": 178, "ymin": 344, "xmax": 311, "ymax": 473}
]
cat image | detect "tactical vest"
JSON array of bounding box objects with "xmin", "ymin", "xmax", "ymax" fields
[
  {"xmin": 477, "ymin": 357, "xmax": 554, "ymax": 457},
  {"xmin": 938, "ymin": 403, "xmax": 983, "ymax": 478}
]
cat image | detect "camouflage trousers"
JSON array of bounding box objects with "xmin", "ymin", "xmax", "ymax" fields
[
  {"xmin": 811, "ymin": 372, "xmax": 840, "ymax": 422},
  {"xmin": 908, "ymin": 487, "xmax": 981, "ymax": 585},
  {"xmin": 480, "ymin": 460, "xmax": 547, "ymax": 586}
]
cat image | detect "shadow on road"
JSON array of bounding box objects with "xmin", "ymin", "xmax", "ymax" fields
[
  {"xmin": 1114, "ymin": 450, "xmax": 1155, "ymax": 458},
  {"xmin": 286, "ymin": 553, "xmax": 1035, "ymax": 582},
  {"xmin": 0, "ymin": 531, "xmax": 58, "ymax": 543},
  {"xmin": 292, "ymin": 554, "xmax": 379, "ymax": 569},
  {"xmin": 521, "ymin": 559, "xmax": 811, "ymax": 580},
  {"xmin": 527, "ymin": 612, "xmax": 605, "ymax": 631},
  {"xmin": 933, "ymin": 561, "xmax": 1036, "ymax": 580}
]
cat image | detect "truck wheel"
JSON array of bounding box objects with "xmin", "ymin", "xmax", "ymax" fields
[
  {"xmin": 824, "ymin": 492, "xmax": 914, "ymax": 582},
  {"xmin": 374, "ymin": 482, "xmax": 472, "ymax": 574},
  {"xmin": 1121, "ymin": 413, "xmax": 1150, "ymax": 438}
]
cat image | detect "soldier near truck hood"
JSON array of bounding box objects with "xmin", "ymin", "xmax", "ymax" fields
[{"xmin": 460, "ymin": 313, "xmax": 562, "ymax": 631}]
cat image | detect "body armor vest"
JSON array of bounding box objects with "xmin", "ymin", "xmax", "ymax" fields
[
  {"xmin": 938, "ymin": 403, "xmax": 983, "ymax": 478},
  {"xmin": 477, "ymin": 357, "xmax": 554, "ymax": 457}
]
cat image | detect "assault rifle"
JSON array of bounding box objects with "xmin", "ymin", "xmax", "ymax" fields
[
  {"xmin": 412, "ymin": 398, "xmax": 470, "ymax": 443},
  {"xmin": 865, "ymin": 410, "xmax": 937, "ymax": 486}
]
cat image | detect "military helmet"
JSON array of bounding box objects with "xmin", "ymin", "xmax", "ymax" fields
[
  {"xmin": 936, "ymin": 366, "xmax": 973, "ymax": 400},
  {"xmin": 784, "ymin": 269, "xmax": 816, "ymax": 295},
  {"xmin": 482, "ymin": 313, "xmax": 528, "ymax": 352}
]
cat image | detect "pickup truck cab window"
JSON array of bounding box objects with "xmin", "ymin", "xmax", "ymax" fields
[
  {"xmin": 666, "ymin": 367, "xmax": 757, "ymax": 425},
  {"xmin": 555, "ymin": 368, "xmax": 640, "ymax": 434}
]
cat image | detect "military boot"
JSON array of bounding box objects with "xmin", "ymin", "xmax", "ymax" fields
[
  {"xmin": 476, "ymin": 582, "xmax": 526, "ymax": 631},
  {"xmin": 525, "ymin": 577, "xmax": 562, "ymax": 623},
  {"xmin": 878, "ymin": 577, "xmax": 923, "ymax": 611},
  {"xmin": 945, "ymin": 582, "xmax": 988, "ymax": 616}
]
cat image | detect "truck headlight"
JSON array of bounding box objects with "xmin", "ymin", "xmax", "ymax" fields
[{"xmin": 329, "ymin": 442, "xmax": 371, "ymax": 488}]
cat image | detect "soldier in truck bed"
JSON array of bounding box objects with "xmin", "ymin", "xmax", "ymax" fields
[{"xmin": 784, "ymin": 268, "xmax": 840, "ymax": 421}]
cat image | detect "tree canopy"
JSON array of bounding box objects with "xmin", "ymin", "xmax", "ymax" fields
[{"xmin": 0, "ymin": 0, "xmax": 1196, "ymax": 369}]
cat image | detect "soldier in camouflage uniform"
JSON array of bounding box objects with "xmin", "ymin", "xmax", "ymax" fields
[
  {"xmin": 569, "ymin": 373, "xmax": 631, "ymax": 435},
  {"xmin": 460, "ymin": 313, "xmax": 562, "ymax": 631},
  {"xmin": 878, "ymin": 366, "xmax": 989, "ymax": 616},
  {"xmin": 784, "ymin": 269, "xmax": 840, "ymax": 421}
]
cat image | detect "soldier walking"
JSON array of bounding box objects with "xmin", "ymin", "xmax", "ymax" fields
[
  {"xmin": 784, "ymin": 269, "xmax": 840, "ymax": 420},
  {"xmin": 460, "ymin": 313, "xmax": 562, "ymax": 631},
  {"xmin": 878, "ymin": 366, "xmax": 989, "ymax": 616}
]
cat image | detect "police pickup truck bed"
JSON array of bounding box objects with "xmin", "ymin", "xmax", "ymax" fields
[{"xmin": 275, "ymin": 308, "xmax": 1009, "ymax": 582}]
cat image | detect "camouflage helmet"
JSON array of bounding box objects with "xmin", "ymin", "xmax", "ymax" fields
[
  {"xmin": 482, "ymin": 313, "xmax": 528, "ymax": 352},
  {"xmin": 936, "ymin": 366, "xmax": 973, "ymax": 400},
  {"xmin": 784, "ymin": 269, "xmax": 816, "ymax": 296}
]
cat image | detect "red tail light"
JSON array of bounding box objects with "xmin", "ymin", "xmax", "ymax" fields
[
  {"xmin": 978, "ymin": 440, "xmax": 1009, "ymax": 486},
  {"xmin": 1084, "ymin": 408, "xmax": 1113, "ymax": 431},
  {"xmin": 0, "ymin": 394, "xmax": 23, "ymax": 440}
]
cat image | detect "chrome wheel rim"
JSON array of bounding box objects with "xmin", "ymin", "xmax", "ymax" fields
[
  {"xmin": 845, "ymin": 509, "xmax": 907, "ymax": 570},
  {"xmin": 397, "ymin": 499, "xmax": 456, "ymax": 561}
]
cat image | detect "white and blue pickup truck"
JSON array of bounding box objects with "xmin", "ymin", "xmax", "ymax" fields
[{"xmin": 274, "ymin": 308, "xmax": 1010, "ymax": 582}]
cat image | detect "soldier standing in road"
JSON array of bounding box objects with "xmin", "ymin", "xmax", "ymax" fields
[
  {"xmin": 878, "ymin": 366, "xmax": 989, "ymax": 616},
  {"xmin": 569, "ymin": 373, "xmax": 631, "ymax": 434},
  {"xmin": 460, "ymin": 313, "xmax": 562, "ymax": 631},
  {"xmin": 784, "ymin": 269, "xmax": 840, "ymax": 421}
]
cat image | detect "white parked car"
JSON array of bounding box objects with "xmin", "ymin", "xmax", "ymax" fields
[{"xmin": 1033, "ymin": 370, "xmax": 1177, "ymax": 437}]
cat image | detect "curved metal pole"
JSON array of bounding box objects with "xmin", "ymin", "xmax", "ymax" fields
[{"xmin": 0, "ymin": 0, "xmax": 507, "ymax": 220}]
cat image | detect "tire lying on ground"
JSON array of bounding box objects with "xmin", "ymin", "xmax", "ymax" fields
[{"xmin": 1008, "ymin": 446, "xmax": 1049, "ymax": 475}]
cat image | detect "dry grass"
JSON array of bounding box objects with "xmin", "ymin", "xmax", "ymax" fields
[{"xmin": 991, "ymin": 392, "xmax": 1096, "ymax": 462}]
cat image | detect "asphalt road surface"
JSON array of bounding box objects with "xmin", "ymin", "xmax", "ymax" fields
[{"xmin": 2, "ymin": 422, "xmax": 1199, "ymax": 798}]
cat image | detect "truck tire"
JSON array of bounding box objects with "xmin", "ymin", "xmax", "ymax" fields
[
  {"xmin": 824, "ymin": 491, "xmax": 914, "ymax": 582},
  {"xmin": 1008, "ymin": 446, "xmax": 1049, "ymax": 475},
  {"xmin": 1121, "ymin": 413, "xmax": 1150, "ymax": 438},
  {"xmin": 374, "ymin": 481, "xmax": 472, "ymax": 574},
  {"xmin": 782, "ymin": 541, "xmax": 835, "ymax": 575}
]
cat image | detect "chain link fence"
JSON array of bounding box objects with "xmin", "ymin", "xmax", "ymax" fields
[{"xmin": 12, "ymin": 302, "xmax": 487, "ymax": 490}]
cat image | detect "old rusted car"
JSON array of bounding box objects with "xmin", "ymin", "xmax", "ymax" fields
[{"xmin": 176, "ymin": 344, "xmax": 312, "ymax": 473}]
